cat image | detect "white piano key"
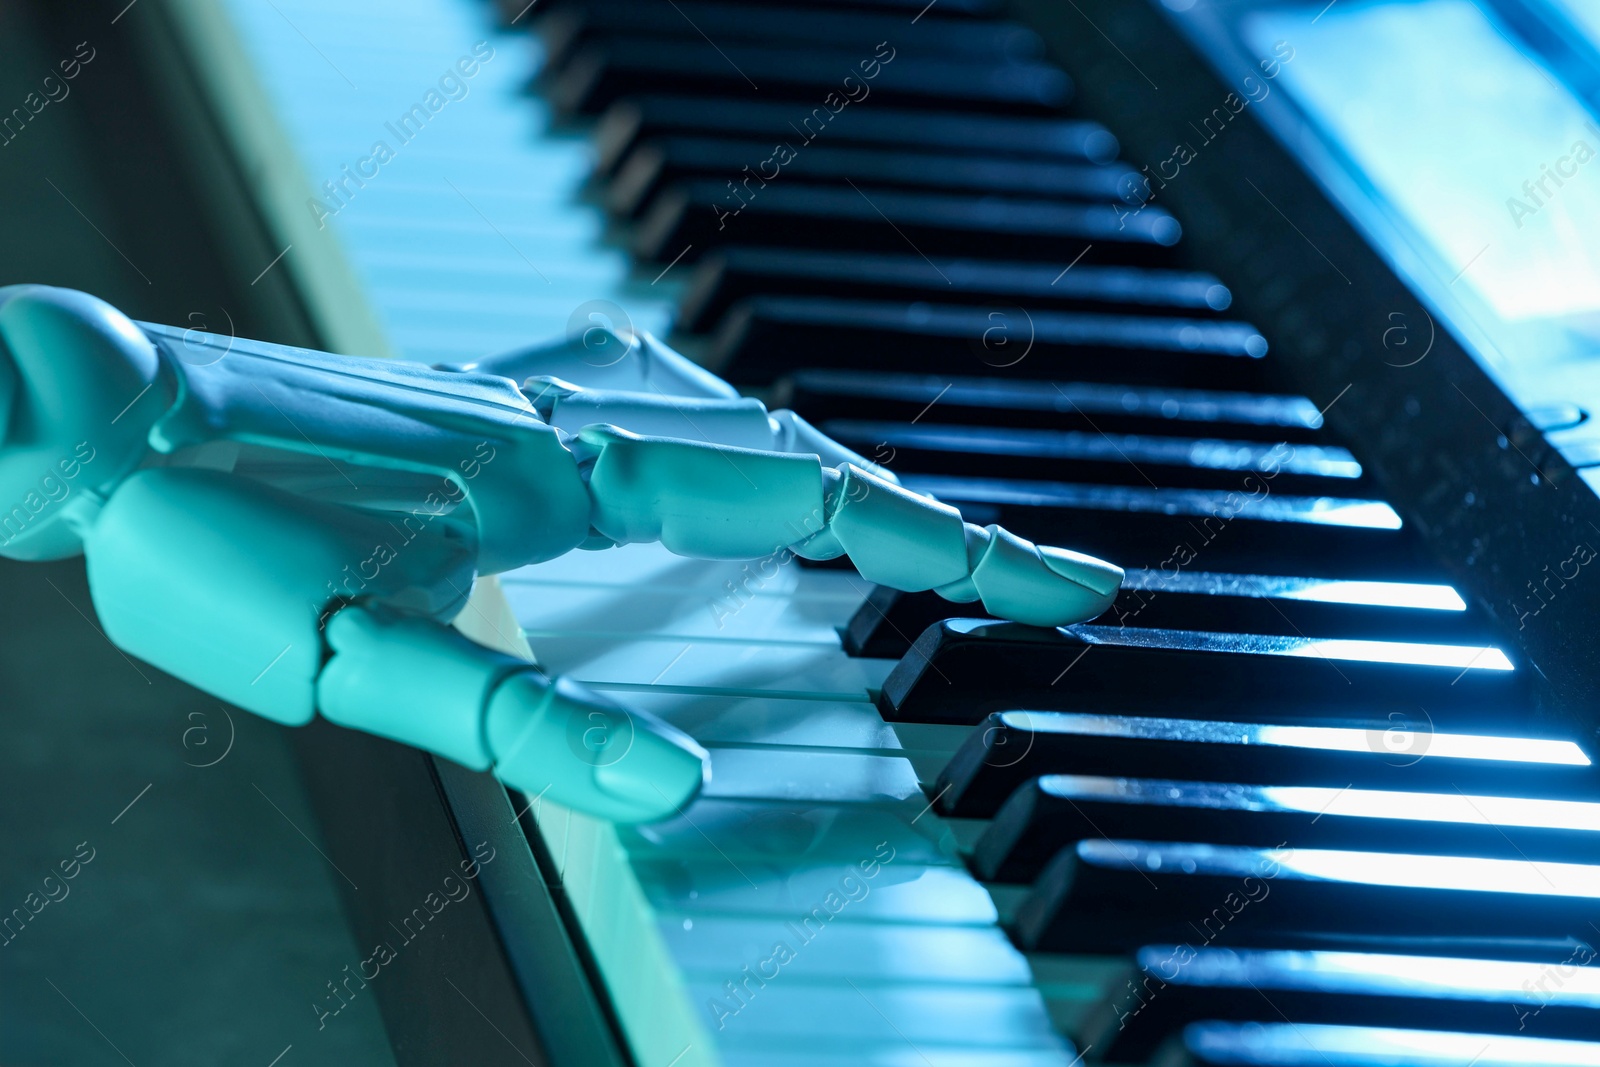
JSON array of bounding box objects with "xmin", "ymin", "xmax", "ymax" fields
[
  {"xmin": 692, "ymin": 981, "xmax": 1065, "ymax": 1047},
  {"xmin": 702, "ymin": 748, "xmax": 921, "ymax": 803},
  {"xmin": 635, "ymin": 860, "xmax": 998, "ymax": 925},
  {"xmin": 533, "ymin": 635, "xmax": 894, "ymax": 699},
  {"xmin": 664, "ymin": 916, "xmax": 1033, "ymax": 985},
  {"xmin": 619, "ymin": 692, "xmax": 902, "ymax": 750},
  {"xmin": 361, "ymin": 276, "xmax": 648, "ymax": 316},
  {"xmin": 512, "ymin": 586, "xmax": 848, "ymax": 647}
]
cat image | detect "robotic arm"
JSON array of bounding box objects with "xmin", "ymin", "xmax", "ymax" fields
[{"xmin": 0, "ymin": 285, "xmax": 1123, "ymax": 823}]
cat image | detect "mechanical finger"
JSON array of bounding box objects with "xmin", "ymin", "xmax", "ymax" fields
[
  {"xmin": 320, "ymin": 606, "xmax": 707, "ymax": 823},
  {"xmin": 577, "ymin": 427, "xmax": 1122, "ymax": 627}
]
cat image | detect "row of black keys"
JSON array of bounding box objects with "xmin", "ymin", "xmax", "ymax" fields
[
  {"xmin": 528, "ymin": 0, "xmax": 1282, "ymax": 406},
  {"xmin": 934, "ymin": 704, "xmax": 1599, "ymax": 950},
  {"xmin": 528, "ymin": 4, "xmax": 1542, "ymax": 725},
  {"xmin": 508, "ymin": 2, "xmax": 1600, "ymax": 1064},
  {"xmin": 876, "ymin": 699, "xmax": 1600, "ymax": 1063},
  {"xmin": 766, "ymin": 368, "xmax": 1585, "ymax": 1067},
  {"xmin": 528, "ymin": 0, "xmax": 1194, "ymax": 278}
]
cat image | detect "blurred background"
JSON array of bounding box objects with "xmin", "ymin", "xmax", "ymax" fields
[{"xmin": 0, "ymin": 3, "xmax": 394, "ymax": 1063}]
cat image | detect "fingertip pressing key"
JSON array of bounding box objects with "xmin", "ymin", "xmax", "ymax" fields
[
  {"xmin": 967, "ymin": 525, "xmax": 1124, "ymax": 629},
  {"xmin": 486, "ymin": 673, "xmax": 709, "ymax": 823}
]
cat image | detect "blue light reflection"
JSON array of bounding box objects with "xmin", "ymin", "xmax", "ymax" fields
[
  {"xmin": 1185, "ymin": 1021, "xmax": 1600, "ymax": 1066},
  {"xmin": 1080, "ymin": 840, "xmax": 1600, "ymax": 898},
  {"xmin": 1264, "ymin": 784, "xmax": 1600, "ymax": 831}
]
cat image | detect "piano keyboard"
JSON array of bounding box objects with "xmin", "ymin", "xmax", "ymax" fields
[{"xmin": 168, "ymin": 0, "xmax": 1600, "ymax": 1064}]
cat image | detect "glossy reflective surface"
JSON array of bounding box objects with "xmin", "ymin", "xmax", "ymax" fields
[
  {"xmin": 908, "ymin": 475, "xmax": 1404, "ymax": 528},
  {"xmin": 1037, "ymin": 775, "xmax": 1600, "ymax": 833},
  {"xmin": 997, "ymin": 711, "xmax": 1581, "ymax": 765},
  {"xmin": 1253, "ymin": 722, "xmax": 1589, "ymax": 765},
  {"xmin": 1079, "ymin": 840, "xmax": 1600, "ymax": 898},
  {"xmin": 1065, "ymin": 624, "xmax": 1513, "ymax": 672},
  {"xmin": 1183, "ymin": 1021, "xmax": 1600, "ymax": 1066}
]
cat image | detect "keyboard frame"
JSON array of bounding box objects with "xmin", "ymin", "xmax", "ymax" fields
[{"xmin": 1013, "ymin": 0, "xmax": 1600, "ymax": 732}]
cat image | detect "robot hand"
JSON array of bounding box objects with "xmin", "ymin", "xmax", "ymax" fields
[{"xmin": 0, "ymin": 285, "xmax": 1123, "ymax": 823}]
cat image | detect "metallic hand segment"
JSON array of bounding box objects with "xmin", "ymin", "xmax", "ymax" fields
[{"xmin": 0, "ymin": 285, "xmax": 1123, "ymax": 824}]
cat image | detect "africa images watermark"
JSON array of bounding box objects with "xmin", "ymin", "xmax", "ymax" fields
[
  {"xmin": 1, "ymin": 841, "xmax": 97, "ymax": 949},
  {"xmin": 1505, "ymin": 121, "xmax": 1600, "ymax": 230},
  {"xmin": 306, "ymin": 42, "xmax": 496, "ymax": 229},
  {"xmin": 312, "ymin": 840, "xmax": 497, "ymax": 1029},
  {"xmin": 1516, "ymin": 940, "xmax": 1596, "ymax": 1031},
  {"xmin": 0, "ymin": 41, "xmax": 97, "ymax": 148},
  {"xmin": 707, "ymin": 519, "xmax": 829, "ymax": 630},
  {"xmin": 1110, "ymin": 441, "xmax": 1298, "ymax": 628},
  {"xmin": 312, "ymin": 439, "xmax": 498, "ymax": 629},
  {"xmin": 1509, "ymin": 539, "xmax": 1597, "ymax": 631},
  {"xmin": 707, "ymin": 475, "xmax": 877, "ymax": 629},
  {"xmin": 1114, "ymin": 40, "xmax": 1296, "ymax": 230},
  {"xmin": 706, "ymin": 840, "xmax": 898, "ymax": 1030},
  {"xmin": 1108, "ymin": 841, "xmax": 1296, "ymax": 1031},
  {"xmin": 712, "ymin": 40, "xmax": 898, "ymax": 230}
]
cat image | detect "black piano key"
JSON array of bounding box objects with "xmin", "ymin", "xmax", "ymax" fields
[
  {"xmin": 773, "ymin": 372, "xmax": 1327, "ymax": 446},
  {"xmin": 822, "ymin": 420, "xmax": 1360, "ymax": 494},
  {"xmin": 895, "ymin": 475, "xmax": 1419, "ymax": 578},
  {"xmin": 974, "ymin": 775, "xmax": 1600, "ymax": 884},
  {"xmin": 637, "ymin": 186, "xmax": 1180, "ymax": 270},
  {"xmin": 709, "ymin": 300, "xmax": 1268, "ymax": 392},
  {"xmin": 935, "ymin": 710, "xmax": 1591, "ymax": 826},
  {"xmin": 548, "ymin": 39, "xmax": 1070, "ymax": 118},
  {"xmin": 843, "ymin": 570, "xmax": 1480, "ymax": 659},
  {"xmin": 540, "ymin": 2, "xmax": 1043, "ymax": 75},
  {"xmin": 1111, "ymin": 570, "xmax": 1483, "ymax": 638},
  {"xmin": 677, "ymin": 250, "xmax": 1229, "ymax": 334},
  {"xmin": 1084, "ymin": 946, "xmax": 1600, "ymax": 1063},
  {"xmin": 606, "ymin": 137, "xmax": 1136, "ymax": 218},
  {"xmin": 880, "ymin": 619, "xmax": 1524, "ymax": 727},
  {"xmin": 1164, "ymin": 1021, "xmax": 1600, "ymax": 1067},
  {"xmin": 709, "ymin": 298, "xmax": 1249, "ymax": 387},
  {"xmin": 592, "ymin": 95, "xmax": 1118, "ymax": 176},
  {"xmin": 1014, "ymin": 839, "xmax": 1600, "ymax": 957}
]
